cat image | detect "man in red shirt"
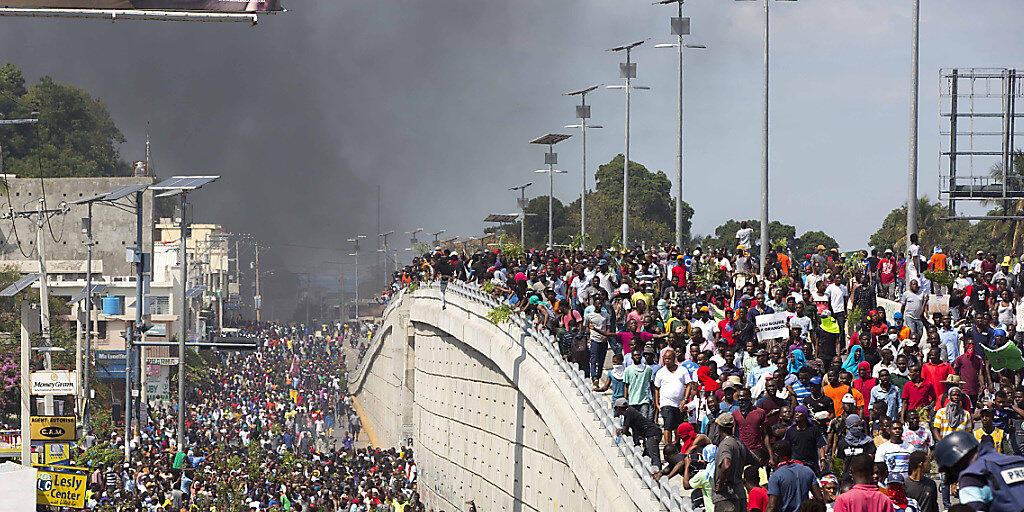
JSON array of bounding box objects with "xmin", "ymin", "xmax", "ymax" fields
[
  {"xmin": 671, "ymin": 255, "xmax": 687, "ymax": 289},
  {"xmin": 745, "ymin": 465, "xmax": 768, "ymax": 512},
  {"xmin": 878, "ymin": 250, "xmax": 896, "ymax": 300},
  {"xmin": 900, "ymin": 364, "xmax": 935, "ymax": 422},
  {"xmin": 732, "ymin": 388, "xmax": 773, "ymax": 464},
  {"xmin": 920, "ymin": 349, "xmax": 952, "ymax": 404},
  {"xmin": 833, "ymin": 454, "xmax": 895, "ymax": 512}
]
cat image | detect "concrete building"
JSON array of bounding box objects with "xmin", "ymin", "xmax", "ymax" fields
[
  {"xmin": 0, "ymin": 176, "xmax": 179, "ymax": 361},
  {"xmin": 155, "ymin": 218, "xmax": 230, "ymax": 334}
]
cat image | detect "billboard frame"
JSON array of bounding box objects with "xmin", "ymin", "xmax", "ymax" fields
[{"xmin": 0, "ymin": 7, "xmax": 284, "ymax": 24}]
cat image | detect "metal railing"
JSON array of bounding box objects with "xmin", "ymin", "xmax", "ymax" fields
[{"xmin": 419, "ymin": 281, "xmax": 688, "ymax": 512}]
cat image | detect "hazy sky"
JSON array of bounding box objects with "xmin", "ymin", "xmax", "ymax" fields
[{"xmin": 0, "ymin": 0, "xmax": 1020, "ymax": 283}]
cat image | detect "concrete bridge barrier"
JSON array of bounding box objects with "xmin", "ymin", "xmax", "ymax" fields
[{"xmin": 349, "ymin": 282, "xmax": 685, "ymax": 512}]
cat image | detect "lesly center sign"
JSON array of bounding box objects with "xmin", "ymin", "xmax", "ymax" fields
[{"xmin": 31, "ymin": 371, "xmax": 77, "ymax": 395}]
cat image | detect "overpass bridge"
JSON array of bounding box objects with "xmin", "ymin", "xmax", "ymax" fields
[{"xmin": 348, "ymin": 282, "xmax": 687, "ymax": 512}]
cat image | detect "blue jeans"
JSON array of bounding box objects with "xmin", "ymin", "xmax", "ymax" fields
[{"xmin": 590, "ymin": 340, "xmax": 607, "ymax": 381}]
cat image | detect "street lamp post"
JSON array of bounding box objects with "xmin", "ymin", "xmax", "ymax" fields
[
  {"xmin": 735, "ymin": 0, "xmax": 795, "ymax": 277},
  {"xmin": 508, "ymin": 183, "xmax": 532, "ymax": 247},
  {"xmin": 347, "ymin": 236, "xmax": 366, "ymax": 320},
  {"xmin": 378, "ymin": 230, "xmax": 394, "ymax": 287},
  {"xmin": 607, "ymin": 41, "xmax": 650, "ymax": 248},
  {"xmin": 150, "ymin": 175, "xmax": 219, "ymax": 453},
  {"xmin": 907, "ymin": 0, "xmax": 920, "ymax": 269},
  {"xmin": 530, "ymin": 134, "xmax": 571, "ymax": 249},
  {"xmin": 564, "ymin": 86, "xmax": 603, "ymax": 245},
  {"xmin": 654, "ymin": 0, "xmax": 705, "ymax": 249}
]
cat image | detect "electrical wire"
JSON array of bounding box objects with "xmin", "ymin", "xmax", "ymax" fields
[
  {"xmin": 35, "ymin": 139, "xmax": 66, "ymax": 244},
  {"xmin": 0, "ymin": 145, "xmax": 32, "ymax": 258}
]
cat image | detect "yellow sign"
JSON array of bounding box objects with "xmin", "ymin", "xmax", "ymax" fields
[
  {"xmin": 289, "ymin": 389, "xmax": 299, "ymax": 403},
  {"xmin": 36, "ymin": 470, "xmax": 87, "ymax": 508},
  {"xmin": 30, "ymin": 416, "xmax": 76, "ymax": 441},
  {"xmin": 42, "ymin": 443, "xmax": 71, "ymax": 465}
]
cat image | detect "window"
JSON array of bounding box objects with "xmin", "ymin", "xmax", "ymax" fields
[{"xmin": 151, "ymin": 296, "xmax": 171, "ymax": 315}]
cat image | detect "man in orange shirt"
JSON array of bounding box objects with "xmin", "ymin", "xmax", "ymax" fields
[
  {"xmin": 777, "ymin": 248, "xmax": 791, "ymax": 276},
  {"xmin": 823, "ymin": 368, "xmax": 865, "ymax": 416},
  {"xmin": 928, "ymin": 247, "xmax": 947, "ymax": 272}
]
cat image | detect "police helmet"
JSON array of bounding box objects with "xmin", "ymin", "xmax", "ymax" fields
[{"xmin": 934, "ymin": 431, "xmax": 979, "ymax": 472}]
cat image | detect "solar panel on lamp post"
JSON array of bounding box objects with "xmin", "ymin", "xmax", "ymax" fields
[
  {"xmin": 606, "ymin": 41, "xmax": 649, "ymax": 249},
  {"xmin": 72, "ymin": 181, "xmax": 150, "ymax": 440},
  {"xmin": 150, "ymin": 175, "xmax": 220, "ymax": 453},
  {"xmin": 508, "ymin": 183, "xmax": 533, "ymax": 247},
  {"xmin": 654, "ymin": 0, "xmax": 706, "ymax": 249},
  {"xmin": 530, "ymin": 134, "xmax": 571, "ymax": 250},
  {"xmin": 564, "ymin": 86, "xmax": 603, "ymax": 247},
  {"xmin": 734, "ymin": 0, "xmax": 796, "ymax": 277}
]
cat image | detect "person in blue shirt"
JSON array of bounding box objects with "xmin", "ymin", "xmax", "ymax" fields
[
  {"xmin": 767, "ymin": 439, "xmax": 823, "ymax": 512},
  {"xmin": 593, "ymin": 353, "xmax": 626, "ymax": 402}
]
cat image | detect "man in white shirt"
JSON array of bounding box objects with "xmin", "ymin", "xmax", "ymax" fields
[
  {"xmin": 690, "ymin": 306, "xmax": 719, "ymax": 344},
  {"xmin": 653, "ymin": 347, "xmax": 692, "ymax": 446},
  {"xmin": 736, "ymin": 221, "xmax": 754, "ymax": 251},
  {"xmin": 596, "ymin": 259, "xmax": 617, "ymax": 297},
  {"xmin": 825, "ymin": 279, "xmax": 847, "ymax": 340},
  {"xmin": 875, "ymin": 419, "xmax": 916, "ymax": 478}
]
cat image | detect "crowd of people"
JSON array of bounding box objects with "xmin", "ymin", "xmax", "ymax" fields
[
  {"xmin": 70, "ymin": 323, "xmax": 421, "ymax": 512},
  {"xmin": 388, "ymin": 230, "xmax": 1024, "ymax": 512}
]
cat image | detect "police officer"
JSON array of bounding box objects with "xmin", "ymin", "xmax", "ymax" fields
[{"xmin": 935, "ymin": 430, "xmax": 1024, "ymax": 511}]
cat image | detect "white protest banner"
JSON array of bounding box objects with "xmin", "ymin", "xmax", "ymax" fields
[{"xmin": 755, "ymin": 312, "xmax": 790, "ymax": 341}]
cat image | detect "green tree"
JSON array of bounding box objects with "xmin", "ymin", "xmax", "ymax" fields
[
  {"xmin": 867, "ymin": 197, "xmax": 984, "ymax": 256},
  {"xmin": 582, "ymin": 154, "xmax": 691, "ymax": 247},
  {"xmin": 702, "ymin": 219, "xmax": 800, "ymax": 253},
  {"xmin": 793, "ymin": 231, "xmax": 840, "ymax": 259},
  {"xmin": 0, "ymin": 64, "xmax": 130, "ymax": 178},
  {"xmin": 523, "ymin": 196, "xmax": 570, "ymax": 249}
]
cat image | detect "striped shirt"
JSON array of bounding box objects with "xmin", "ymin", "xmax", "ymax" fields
[{"xmin": 933, "ymin": 406, "xmax": 972, "ymax": 437}]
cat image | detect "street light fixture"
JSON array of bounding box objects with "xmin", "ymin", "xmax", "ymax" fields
[
  {"xmin": 508, "ymin": 183, "xmax": 532, "ymax": 247},
  {"xmin": 429, "ymin": 230, "xmax": 446, "ymax": 246},
  {"xmin": 734, "ymin": 0, "xmax": 797, "ymax": 277},
  {"xmin": 564, "ymin": 85, "xmax": 603, "ymax": 245},
  {"xmin": 654, "ymin": 0, "xmax": 706, "ymax": 248},
  {"xmin": 606, "ymin": 40, "xmax": 650, "ymax": 248},
  {"xmin": 530, "ymin": 133, "xmax": 571, "ymax": 249},
  {"xmin": 150, "ymin": 174, "xmax": 220, "ymax": 453},
  {"xmin": 346, "ymin": 235, "xmax": 367, "ymax": 321}
]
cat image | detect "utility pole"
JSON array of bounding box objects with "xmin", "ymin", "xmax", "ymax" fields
[
  {"xmin": 254, "ymin": 241, "xmax": 261, "ymax": 322},
  {"xmin": 83, "ymin": 202, "xmax": 94, "ymax": 428},
  {"xmin": 34, "ymin": 199, "xmax": 59, "ymax": 417},
  {"xmin": 127, "ymin": 188, "xmax": 145, "ymax": 460}
]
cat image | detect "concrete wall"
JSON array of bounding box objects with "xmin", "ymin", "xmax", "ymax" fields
[
  {"xmin": 350, "ymin": 285, "xmax": 664, "ymax": 512},
  {"xmin": 0, "ymin": 176, "xmax": 155, "ymax": 278}
]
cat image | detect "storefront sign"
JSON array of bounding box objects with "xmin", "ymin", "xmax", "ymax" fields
[
  {"xmin": 31, "ymin": 370, "xmax": 77, "ymax": 395},
  {"xmin": 30, "ymin": 416, "xmax": 76, "ymax": 441}
]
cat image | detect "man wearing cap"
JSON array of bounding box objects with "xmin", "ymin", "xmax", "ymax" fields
[
  {"xmin": 713, "ymin": 411, "xmax": 758, "ymax": 512},
  {"xmin": 614, "ymin": 397, "xmax": 662, "ymax": 467},
  {"xmin": 935, "ymin": 430, "xmax": 1024, "ymax": 511},
  {"xmin": 879, "ymin": 249, "xmax": 897, "ymax": 300}
]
